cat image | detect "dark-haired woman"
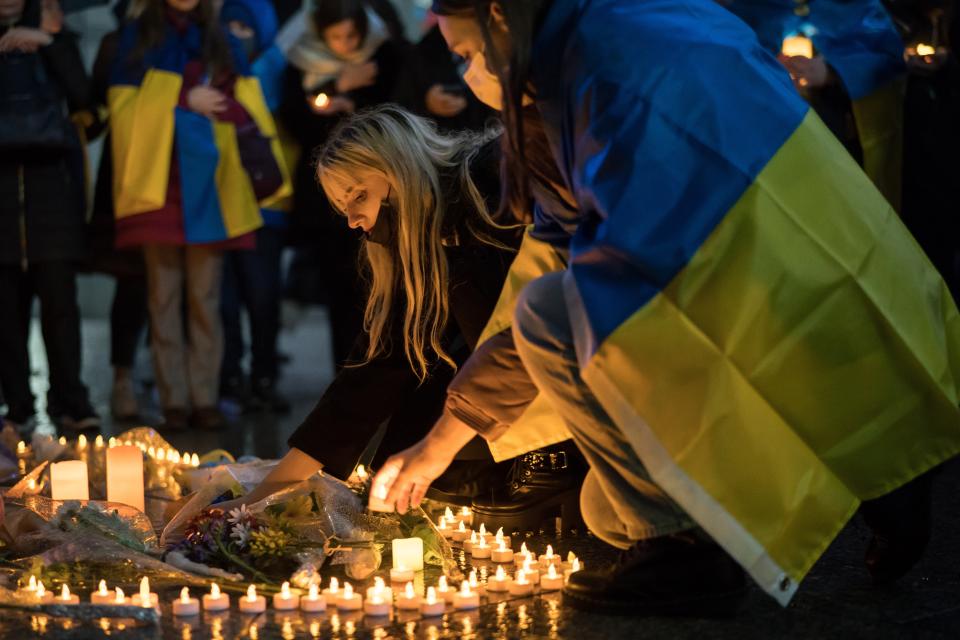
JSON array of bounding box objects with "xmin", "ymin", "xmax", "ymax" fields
[
  {"xmin": 372, "ymin": 0, "xmax": 960, "ymax": 616},
  {"xmin": 108, "ymin": 0, "xmax": 288, "ymax": 431},
  {"xmin": 279, "ymin": 0, "xmax": 406, "ymax": 368}
]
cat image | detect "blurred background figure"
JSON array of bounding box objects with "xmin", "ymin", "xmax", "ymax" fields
[
  {"xmin": 0, "ymin": 0, "xmax": 101, "ymax": 433},
  {"xmin": 278, "ymin": 0, "xmax": 406, "ymax": 369}
]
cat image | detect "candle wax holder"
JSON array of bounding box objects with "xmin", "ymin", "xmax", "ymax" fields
[
  {"xmin": 541, "ymin": 570, "xmax": 564, "ymax": 591},
  {"xmin": 420, "ymin": 591, "xmax": 445, "ymax": 617},
  {"xmin": 336, "ymin": 587, "xmax": 363, "ymax": 611},
  {"xmin": 453, "ymin": 588, "xmax": 480, "ymax": 610},
  {"xmin": 56, "ymin": 586, "xmax": 80, "ymax": 605},
  {"xmin": 363, "ymin": 597, "xmax": 391, "ymax": 616},
  {"xmin": 491, "ymin": 547, "xmax": 514, "ymax": 563},
  {"xmin": 396, "ymin": 584, "xmax": 421, "ymax": 610},
  {"xmin": 390, "ymin": 567, "xmax": 416, "ymax": 583},
  {"xmin": 486, "ymin": 575, "xmax": 512, "ymax": 592},
  {"xmin": 173, "ymin": 589, "xmax": 200, "ymax": 616},
  {"xmin": 202, "ymin": 588, "xmax": 230, "ymax": 611},
  {"xmin": 273, "ymin": 593, "xmax": 300, "ymax": 610},
  {"xmin": 301, "ymin": 585, "xmax": 326, "ymax": 613},
  {"xmin": 470, "ymin": 543, "xmax": 492, "ymax": 560},
  {"xmin": 508, "ymin": 578, "xmax": 533, "ymax": 596},
  {"xmin": 239, "ymin": 586, "xmax": 266, "ymax": 614}
]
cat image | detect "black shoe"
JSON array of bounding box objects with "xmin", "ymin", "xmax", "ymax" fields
[
  {"xmin": 191, "ymin": 406, "xmax": 226, "ymax": 430},
  {"xmin": 562, "ymin": 532, "xmax": 747, "ymax": 617},
  {"xmin": 860, "ymin": 469, "xmax": 936, "ymax": 584},
  {"xmin": 59, "ymin": 408, "xmax": 102, "ymax": 431},
  {"xmin": 162, "ymin": 407, "xmax": 190, "ymax": 431},
  {"xmin": 425, "ymin": 459, "xmax": 512, "ymax": 506},
  {"xmin": 250, "ymin": 377, "xmax": 291, "ymax": 414},
  {"xmin": 471, "ymin": 443, "xmax": 587, "ymax": 532}
]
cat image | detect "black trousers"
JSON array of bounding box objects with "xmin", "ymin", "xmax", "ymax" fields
[
  {"xmin": 0, "ymin": 261, "xmax": 91, "ymax": 421},
  {"xmin": 110, "ymin": 273, "xmax": 148, "ymax": 369}
]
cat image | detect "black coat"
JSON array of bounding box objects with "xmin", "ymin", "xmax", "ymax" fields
[
  {"xmin": 287, "ymin": 141, "xmax": 521, "ymax": 479},
  {"xmin": 0, "ymin": 29, "xmax": 94, "ymax": 266}
]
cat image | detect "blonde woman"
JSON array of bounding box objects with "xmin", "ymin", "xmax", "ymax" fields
[{"xmin": 241, "ymin": 105, "xmax": 521, "ymax": 504}]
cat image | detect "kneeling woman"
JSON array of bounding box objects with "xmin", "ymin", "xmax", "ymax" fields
[{"xmin": 243, "ymin": 105, "xmax": 522, "ymax": 505}]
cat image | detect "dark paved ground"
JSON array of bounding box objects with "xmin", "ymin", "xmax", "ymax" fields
[{"xmin": 2, "ymin": 310, "xmax": 958, "ymax": 638}]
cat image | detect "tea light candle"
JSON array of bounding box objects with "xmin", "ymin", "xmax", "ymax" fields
[
  {"xmin": 539, "ymin": 544, "xmax": 561, "ymax": 569},
  {"xmin": 508, "ymin": 571, "xmax": 533, "ymax": 597},
  {"xmin": 464, "ymin": 531, "xmax": 479, "ymax": 554},
  {"xmin": 471, "ymin": 536, "xmax": 491, "ymax": 559},
  {"xmin": 95, "ymin": 435, "xmax": 104, "ymax": 449},
  {"xmin": 541, "ymin": 564, "xmax": 564, "ymax": 591},
  {"xmin": 50, "ymin": 460, "xmax": 89, "ymax": 501},
  {"xmin": 436, "ymin": 576, "xmax": 456, "ymax": 604},
  {"xmin": 564, "ymin": 557, "xmax": 583, "ymax": 582},
  {"xmin": 467, "ymin": 570, "xmax": 485, "ymax": 597},
  {"xmin": 76, "ymin": 434, "xmax": 87, "ymax": 450},
  {"xmin": 90, "ymin": 580, "xmax": 113, "ymax": 604},
  {"xmin": 273, "ymin": 582, "xmax": 299, "ymax": 610},
  {"xmin": 452, "ymin": 580, "xmax": 480, "ymax": 610},
  {"xmin": 437, "ymin": 516, "xmax": 453, "ymax": 538},
  {"xmin": 34, "ymin": 581, "xmax": 54, "ymax": 604},
  {"xmin": 112, "ymin": 587, "xmax": 128, "ymax": 606},
  {"xmin": 131, "ymin": 577, "xmax": 159, "ymax": 608},
  {"xmin": 520, "ymin": 558, "xmax": 540, "ymax": 585},
  {"xmin": 491, "ymin": 540, "xmax": 514, "ymax": 564},
  {"xmin": 239, "ymin": 584, "xmax": 266, "ymax": 613},
  {"xmin": 515, "ymin": 543, "xmax": 534, "ymax": 568},
  {"xmin": 396, "ymin": 582, "xmax": 421, "ymax": 610},
  {"xmin": 451, "ymin": 520, "xmax": 470, "ymax": 543},
  {"xmin": 477, "ymin": 523, "xmax": 493, "ymax": 542},
  {"xmin": 458, "ymin": 507, "xmax": 474, "ymax": 527},
  {"xmin": 392, "ymin": 537, "xmax": 424, "ymax": 571},
  {"xmin": 365, "ymin": 577, "xmax": 393, "ymax": 602},
  {"xmin": 314, "ymin": 93, "xmax": 330, "ymax": 108},
  {"xmin": 16, "ymin": 441, "xmax": 27, "ymax": 456},
  {"xmin": 22, "ymin": 575, "xmax": 37, "ymax": 593},
  {"xmin": 106, "ymin": 445, "xmax": 145, "ymax": 512},
  {"xmin": 172, "ymin": 587, "xmax": 200, "ymax": 616},
  {"xmin": 493, "ymin": 527, "xmax": 511, "ymax": 549},
  {"xmin": 486, "ymin": 565, "xmax": 512, "ymax": 592},
  {"xmin": 561, "ymin": 551, "xmax": 579, "ymax": 572},
  {"xmin": 390, "ymin": 565, "xmax": 415, "ymax": 584},
  {"xmin": 57, "ymin": 584, "xmax": 79, "ymax": 605},
  {"xmin": 202, "ymin": 583, "xmax": 230, "ymax": 611},
  {"xmin": 420, "ymin": 587, "xmax": 445, "ymax": 617},
  {"xmin": 363, "ymin": 591, "xmax": 390, "ymax": 617},
  {"xmin": 322, "ymin": 577, "xmax": 341, "ymax": 601},
  {"xmin": 301, "ymin": 584, "xmax": 326, "ymax": 612},
  {"xmin": 336, "ymin": 583, "xmax": 362, "ymax": 611}
]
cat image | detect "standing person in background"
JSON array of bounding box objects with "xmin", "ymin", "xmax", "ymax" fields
[
  {"xmin": 723, "ymin": 0, "xmax": 906, "ymax": 209},
  {"xmin": 86, "ymin": 0, "xmax": 149, "ymax": 423},
  {"xmin": 278, "ymin": 0, "xmax": 405, "ymax": 368},
  {"xmin": 217, "ymin": 0, "xmax": 292, "ymax": 413},
  {"xmin": 0, "ymin": 0, "xmax": 100, "ymax": 432},
  {"xmin": 108, "ymin": 0, "xmax": 289, "ymax": 432}
]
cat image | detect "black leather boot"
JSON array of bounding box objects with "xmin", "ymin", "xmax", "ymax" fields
[
  {"xmin": 471, "ymin": 442, "xmax": 588, "ymax": 533},
  {"xmin": 859, "ymin": 468, "xmax": 937, "ymax": 584},
  {"xmin": 562, "ymin": 531, "xmax": 747, "ymax": 617},
  {"xmin": 425, "ymin": 459, "xmax": 513, "ymax": 507}
]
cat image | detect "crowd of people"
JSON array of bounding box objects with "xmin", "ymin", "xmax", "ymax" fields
[{"xmin": 1, "ymin": 0, "xmax": 959, "ymax": 616}]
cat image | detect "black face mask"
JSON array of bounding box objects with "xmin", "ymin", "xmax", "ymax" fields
[{"xmin": 365, "ymin": 198, "xmax": 396, "ymax": 246}]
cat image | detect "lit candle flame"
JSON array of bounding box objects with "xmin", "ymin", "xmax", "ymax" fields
[
  {"xmin": 356, "ymin": 464, "xmax": 367, "ymax": 480},
  {"xmin": 343, "ymin": 582, "xmax": 353, "ymax": 598},
  {"xmin": 495, "ymin": 565, "xmax": 506, "ymax": 580},
  {"xmin": 108, "ymin": 437, "xmax": 117, "ymax": 448},
  {"xmin": 191, "ymin": 453, "xmax": 200, "ymax": 467},
  {"xmin": 26, "ymin": 477, "xmax": 36, "ymax": 490},
  {"xmin": 115, "ymin": 587, "xmax": 125, "ymax": 603},
  {"xmin": 58, "ymin": 436, "xmax": 67, "ymax": 446},
  {"xmin": 77, "ymin": 434, "xmax": 87, "ymax": 449},
  {"xmin": 308, "ymin": 584, "xmax": 319, "ymax": 600},
  {"xmin": 438, "ymin": 576, "xmax": 448, "ymax": 591},
  {"xmin": 545, "ymin": 544, "xmax": 554, "ymax": 558},
  {"xmin": 567, "ymin": 551, "xmax": 577, "ymax": 563},
  {"xmin": 37, "ymin": 581, "xmax": 46, "ymax": 598},
  {"xmin": 520, "ymin": 542, "xmax": 528, "ymax": 555},
  {"xmin": 97, "ymin": 580, "xmax": 108, "ymax": 596},
  {"xmin": 458, "ymin": 520, "xmax": 466, "ymax": 532},
  {"xmin": 181, "ymin": 587, "xmax": 191, "ymax": 603},
  {"xmin": 460, "ymin": 581, "xmax": 472, "ymax": 595},
  {"xmin": 461, "ymin": 507, "xmax": 471, "ymax": 516},
  {"xmin": 27, "ymin": 575, "xmax": 37, "ymax": 591},
  {"xmin": 444, "ymin": 507, "xmax": 454, "ymax": 521},
  {"xmin": 426, "ymin": 587, "xmax": 437, "ymax": 604},
  {"xmin": 477, "ymin": 536, "xmax": 488, "ymax": 549},
  {"xmin": 157, "ymin": 447, "xmax": 166, "ymax": 461},
  {"xmin": 329, "ymin": 577, "xmax": 339, "ymax": 593},
  {"xmin": 498, "ymin": 540, "xmax": 507, "ymax": 551},
  {"xmin": 211, "ymin": 583, "xmax": 221, "ymax": 598},
  {"xmin": 17, "ymin": 441, "xmax": 26, "ymax": 455},
  {"xmin": 246, "ymin": 585, "xmax": 257, "ymax": 602},
  {"xmin": 148, "ymin": 446, "xmax": 156, "ymax": 458},
  {"xmin": 469, "ymin": 531, "xmax": 478, "ymax": 544},
  {"xmin": 314, "ymin": 93, "xmax": 330, "ymax": 108},
  {"xmin": 60, "ymin": 584, "xmax": 71, "ymax": 600},
  {"xmin": 515, "ymin": 570, "xmax": 527, "ymax": 585},
  {"xmin": 95, "ymin": 435, "xmax": 104, "ymax": 448},
  {"xmin": 438, "ymin": 515, "xmax": 447, "ymax": 529},
  {"xmin": 571, "ymin": 558, "xmax": 581, "ymax": 572},
  {"xmin": 917, "ymin": 43, "xmax": 936, "ymax": 56},
  {"xmin": 478, "ymin": 523, "xmax": 487, "ymax": 536},
  {"xmin": 139, "ymin": 577, "xmax": 150, "ymax": 599},
  {"xmin": 468, "ymin": 570, "xmax": 478, "ymax": 587},
  {"xmin": 547, "ymin": 564, "xmax": 558, "ymax": 579},
  {"xmin": 281, "ymin": 582, "xmax": 291, "ymax": 598},
  {"xmin": 495, "ymin": 527, "xmax": 504, "ymax": 540},
  {"xmin": 405, "ymin": 582, "xmax": 415, "ymax": 598},
  {"xmin": 523, "ymin": 558, "xmax": 533, "ymax": 572}
]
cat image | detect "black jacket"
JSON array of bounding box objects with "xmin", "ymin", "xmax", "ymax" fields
[
  {"xmin": 287, "ymin": 141, "xmax": 521, "ymax": 479},
  {"xmin": 0, "ymin": 28, "xmax": 94, "ymax": 266}
]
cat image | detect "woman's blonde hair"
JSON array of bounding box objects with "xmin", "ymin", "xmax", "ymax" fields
[{"xmin": 316, "ymin": 105, "xmax": 509, "ymax": 380}]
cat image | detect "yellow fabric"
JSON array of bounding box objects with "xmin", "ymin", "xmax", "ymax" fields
[
  {"xmin": 108, "ymin": 70, "xmax": 181, "ymax": 217},
  {"xmin": 580, "ymin": 110, "xmax": 960, "ymax": 603},
  {"xmin": 476, "ymin": 228, "xmax": 574, "ymax": 461},
  {"xmin": 267, "ymin": 122, "xmax": 301, "ymax": 213},
  {"xmin": 212, "ymin": 122, "xmax": 263, "ymax": 237},
  {"xmin": 852, "ymin": 78, "xmax": 905, "ymax": 211},
  {"xmin": 234, "ymin": 76, "xmax": 293, "ymax": 207}
]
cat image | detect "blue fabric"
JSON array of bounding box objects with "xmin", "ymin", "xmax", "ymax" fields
[
  {"xmin": 175, "ymin": 108, "xmax": 228, "ymax": 243},
  {"xmin": 725, "ymin": 0, "xmax": 904, "ymax": 100},
  {"xmin": 251, "ymin": 44, "xmax": 286, "ymax": 112},
  {"xmin": 531, "ymin": 0, "xmax": 808, "ymax": 360},
  {"xmin": 260, "ymin": 208, "xmax": 287, "ymax": 228},
  {"xmin": 220, "ymin": 0, "xmax": 278, "ymax": 53}
]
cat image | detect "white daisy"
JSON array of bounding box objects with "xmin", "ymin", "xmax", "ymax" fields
[
  {"xmin": 227, "ymin": 504, "xmax": 250, "ymax": 525},
  {"xmin": 230, "ymin": 523, "xmax": 250, "ymax": 547}
]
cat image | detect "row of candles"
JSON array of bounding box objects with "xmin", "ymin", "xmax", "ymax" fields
[{"xmin": 18, "ymin": 434, "xmax": 202, "ymax": 467}]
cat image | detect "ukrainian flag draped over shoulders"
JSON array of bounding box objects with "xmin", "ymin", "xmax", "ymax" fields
[
  {"xmin": 531, "ymin": 0, "xmax": 960, "ymax": 604},
  {"xmin": 107, "ymin": 18, "xmax": 290, "ymax": 242}
]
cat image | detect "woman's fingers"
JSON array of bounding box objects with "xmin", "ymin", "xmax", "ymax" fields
[{"xmin": 409, "ymin": 483, "xmax": 429, "ymax": 510}]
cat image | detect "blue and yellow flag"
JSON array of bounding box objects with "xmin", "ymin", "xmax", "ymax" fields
[
  {"xmin": 107, "ymin": 19, "xmax": 291, "ymax": 243},
  {"xmin": 485, "ymin": 0, "xmax": 960, "ymax": 605}
]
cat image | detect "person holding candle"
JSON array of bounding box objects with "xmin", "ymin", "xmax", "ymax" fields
[{"xmin": 370, "ymin": 0, "xmax": 960, "ymax": 617}]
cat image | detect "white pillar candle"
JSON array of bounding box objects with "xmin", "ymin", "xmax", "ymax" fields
[
  {"xmin": 564, "ymin": 557, "xmax": 583, "ymax": 583},
  {"xmin": 202, "ymin": 583, "xmax": 230, "ymax": 611},
  {"xmin": 452, "ymin": 580, "xmax": 480, "ymax": 610},
  {"xmin": 34, "ymin": 581, "xmax": 54, "ymax": 604},
  {"xmin": 172, "ymin": 587, "xmax": 200, "ymax": 616},
  {"xmin": 486, "ymin": 565, "xmax": 512, "ymax": 593},
  {"xmin": 238, "ymin": 585, "xmax": 266, "ymax": 613},
  {"xmin": 90, "ymin": 580, "xmax": 114, "ymax": 604},
  {"xmin": 508, "ymin": 571, "xmax": 533, "ymax": 597},
  {"xmin": 106, "ymin": 445, "xmax": 145, "ymax": 512},
  {"xmin": 396, "ymin": 582, "xmax": 421, "ymax": 610},
  {"xmin": 50, "ymin": 461, "xmax": 89, "ymax": 501},
  {"xmin": 541, "ymin": 564, "xmax": 564, "ymax": 591},
  {"xmin": 464, "ymin": 531, "xmax": 479, "ymax": 554},
  {"xmin": 112, "ymin": 587, "xmax": 128, "ymax": 606},
  {"xmin": 436, "ymin": 576, "xmax": 456, "ymax": 604},
  {"xmin": 272, "ymin": 581, "xmax": 299, "ymax": 611},
  {"xmin": 365, "ymin": 577, "xmax": 393, "ymax": 602},
  {"xmin": 491, "ymin": 540, "xmax": 514, "ymax": 564},
  {"xmin": 322, "ymin": 577, "xmax": 341, "ymax": 601},
  {"xmin": 420, "ymin": 587, "xmax": 445, "ymax": 617},
  {"xmin": 451, "ymin": 520, "xmax": 470, "ymax": 543},
  {"xmin": 336, "ymin": 583, "xmax": 362, "ymax": 611},
  {"xmin": 56, "ymin": 584, "xmax": 79, "ymax": 605},
  {"xmin": 520, "ymin": 559, "xmax": 540, "ymax": 585},
  {"xmin": 470, "ymin": 536, "xmax": 491, "ymax": 560},
  {"xmin": 131, "ymin": 577, "xmax": 158, "ymax": 608},
  {"xmin": 392, "ymin": 537, "xmax": 424, "ymax": 571},
  {"xmin": 301, "ymin": 584, "xmax": 326, "ymax": 612},
  {"xmin": 390, "ymin": 566, "xmax": 416, "ymax": 584}
]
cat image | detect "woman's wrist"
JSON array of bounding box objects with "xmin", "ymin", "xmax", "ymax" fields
[{"xmin": 423, "ymin": 412, "xmax": 476, "ymax": 462}]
